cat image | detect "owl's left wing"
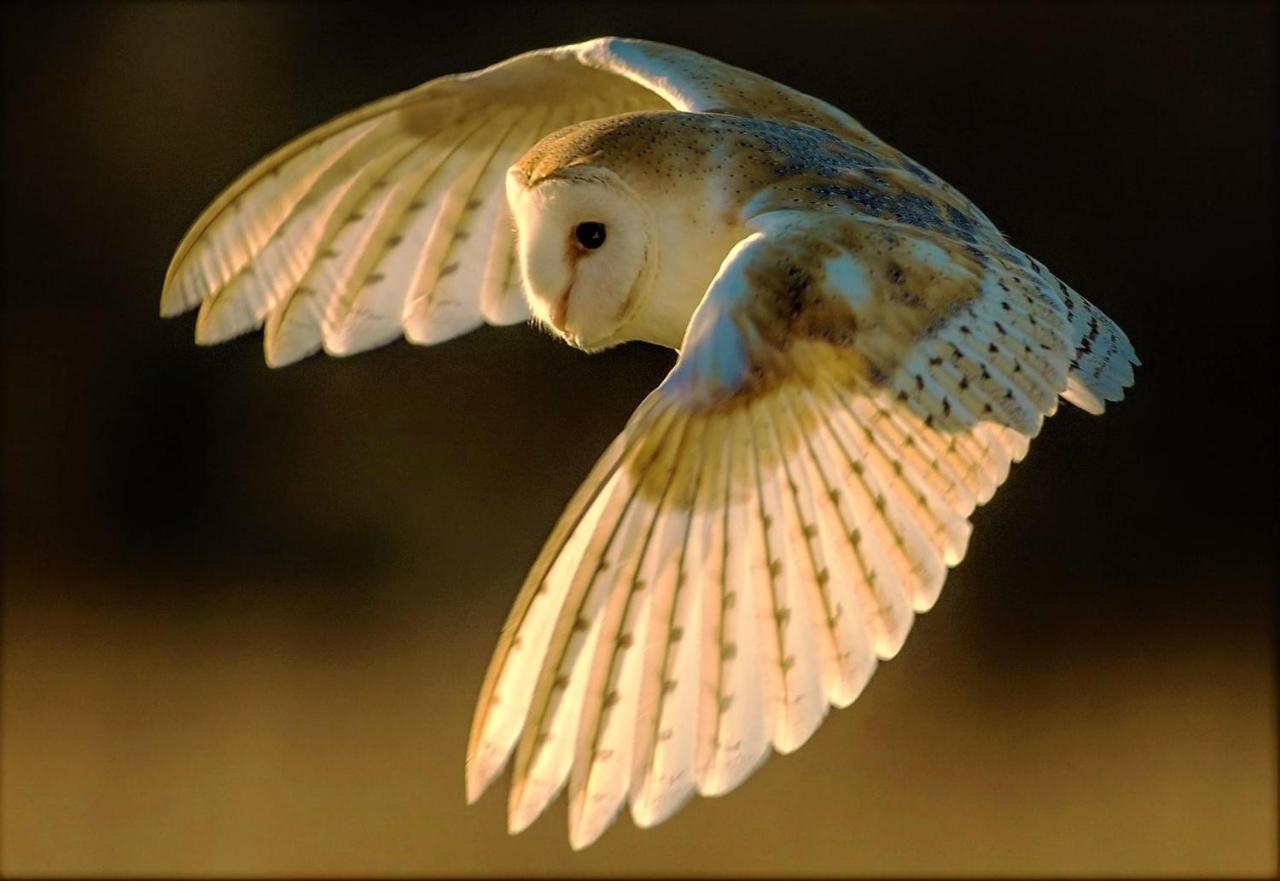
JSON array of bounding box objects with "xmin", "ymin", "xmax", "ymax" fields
[
  {"xmin": 161, "ymin": 37, "xmax": 893, "ymax": 367},
  {"xmin": 159, "ymin": 41, "xmax": 680, "ymax": 366},
  {"xmin": 466, "ymin": 210, "xmax": 1137, "ymax": 848}
]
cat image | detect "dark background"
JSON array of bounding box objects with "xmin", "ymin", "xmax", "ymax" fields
[{"xmin": 2, "ymin": 2, "xmax": 1274, "ymax": 875}]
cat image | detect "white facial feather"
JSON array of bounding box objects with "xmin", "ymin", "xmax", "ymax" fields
[
  {"xmin": 161, "ymin": 36, "xmax": 1139, "ymax": 850},
  {"xmin": 507, "ymin": 167, "xmax": 650, "ymax": 351}
]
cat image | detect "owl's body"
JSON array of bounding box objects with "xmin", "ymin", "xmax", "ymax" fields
[
  {"xmin": 162, "ymin": 38, "xmax": 1137, "ymax": 849},
  {"xmin": 517, "ymin": 109, "xmax": 1003, "ymax": 351}
]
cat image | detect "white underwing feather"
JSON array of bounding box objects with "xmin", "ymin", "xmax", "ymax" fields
[
  {"xmin": 466, "ymin": 421, "xmax": 640, "ymax": 805},
  {"xmin": 166, "ymin": 118, "xmax": 387, "ymax": 319},
  {"xmin": 696, "ymin": 410, "xmax": 769, "ymax": 797},
  {"xmin": 748, "ymin": 401, "xmax": 828, "ymax": 753},
  {"xmin": 764, "ymin": 396, "xmax": 878, "ymax": 709},
  {"xmin": 508, "ymin": 405, "xmax": 684, "ymax": 831},
  {"xmin": 629, "ymin": 421, "xmax": 713, "ymax": 828},
  {"xmin": 402, "ymin": 108, "xmax": 529, "ymax": 346},
  {"xmin": 779, "ymin": 391, "xmax": 914, "ymax": 659},
  {"xmin": 567, "ymin": 415, "xmax": 693, "ymax": 850},
  {"xmin": 839, "ymin": 391, "xmax": 973, "ymax": 569},
  {"xmin": 804, "ymin": 387, "xmax": 927, "ymax": 640},
  {"xmin": 320, "ymin": 117, "xmax": 498, "ymax": 356},
  {"xmin": 264, "ymin": 138, "xmax": 431, "ymax": 365}
]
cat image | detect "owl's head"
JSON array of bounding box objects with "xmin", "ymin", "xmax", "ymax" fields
[{"xmin": 506, "ymin": 164, "xmax": 654, "ymax": 351}]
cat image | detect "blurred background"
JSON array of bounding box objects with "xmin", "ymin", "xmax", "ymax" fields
[{"xmin": 2, "ymin": 2, "xmax": 1274, "ymax": 876}]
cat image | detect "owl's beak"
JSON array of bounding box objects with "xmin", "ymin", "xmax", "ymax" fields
[{"xmin": 549, "ymin": 285, "xmax": 572, "ymax": 332}]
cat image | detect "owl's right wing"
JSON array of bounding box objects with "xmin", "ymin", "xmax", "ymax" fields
[
  {"xmin": 466, "ymin": 209, "xmax": 1137, "ymax": 848},
  {"xmin": 162, "ymin": 37, "xmax": 883, "ymax": 366}
]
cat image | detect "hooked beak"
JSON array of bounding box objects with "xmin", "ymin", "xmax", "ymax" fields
[{"xmin": 550, "ymin": 285, "xmax": 571, "ymax": 331}]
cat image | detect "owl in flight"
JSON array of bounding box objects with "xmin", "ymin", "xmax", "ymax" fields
[{"xmin": 162, "ymin": 38, "xmax": 1138, "ymax": 848}]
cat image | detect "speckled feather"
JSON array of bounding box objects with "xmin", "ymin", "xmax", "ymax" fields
[{"xmin": 160, "ymin": 37, "xmax": 1138, "ymax": 849}]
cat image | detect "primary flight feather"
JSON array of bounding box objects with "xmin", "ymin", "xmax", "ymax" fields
[{"xmin": 162, "ymin": 37, "xmax": 1138, "ymax": 849}]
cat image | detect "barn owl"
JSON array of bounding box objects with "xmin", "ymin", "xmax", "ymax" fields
[{"xmin": 161, "ymin": 37, "xmax": 1138, "ymax": 849}]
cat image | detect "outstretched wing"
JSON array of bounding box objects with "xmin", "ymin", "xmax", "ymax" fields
[
  {"xmin": 466, "ymin": 210, "xmax": 1137, "ymax": 849},
  {"xmin": 160, "ymin": 37, "xmax": 883, "ymax": 366}
]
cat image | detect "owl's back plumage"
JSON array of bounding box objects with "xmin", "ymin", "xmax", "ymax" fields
[{"xmin": 161, "ymin": 37, "xmax": 1138, "ymax": 849}]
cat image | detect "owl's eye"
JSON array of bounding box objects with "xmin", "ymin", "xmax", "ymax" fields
[{"xmin": 574, "ymin": 221, "xmax": 607, "ymax": 250}]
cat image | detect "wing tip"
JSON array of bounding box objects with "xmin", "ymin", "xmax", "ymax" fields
[
  {"xmin": 1061, "ymin": 337, "xmax": 1141, "ymax": 415},
  {"xmin": 772, "ymin": 707, "xmax": 827, "ymax": 756},
  {"xmin": 567, "ymin": 805, "xmax": 616, "ymax": 851},
  {"xmin": 506, "ymin": 774, "xmax": 560, "ymax": 837},
  {"xmin": 506, "ymin": 798, "xmax": 540, "ymax": 836},
  {"xmin": 159, "ymin": 286, "xmax": 194, "ymax": 319},
  {"xmin": 567, "ymin": 831, "xmax": 595, "ymax": 852},
  {"xmin": 263, "ymin": 329, "xmax": 319, "ymax": 368},
  {"xmin": 696, "ymin": 744, "xmax": 773, "ymax": 799},
  {"xmin": 1061, "ymin": 379, "xmax": 1108, "ymax": 415},
  {"xmin": 160, "ymin": 248, "xmax": 197, "ymax": 315},
  {"xmin": 464, "ymin": 760, "xmax": 491, "ymax": 807},
  {"xmin": 825, "ymin": 657, "xmax": 877, "ymax": 709},
  {"xmin": 629, "ymin": 783, "xmax": 695, "ymax": 830},
  {"xmin": 194, "ymin": 311, "xmax": 235, "ymax": 347},
  {"xmin": 465, "ymin": 734, "xmax": 515, "ymax": 806},
  {"xmin": 873, "ymin": 615, "xmax": 914, "ymax": 660}
]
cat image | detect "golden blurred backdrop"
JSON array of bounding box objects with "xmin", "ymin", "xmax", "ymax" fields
[{"xmin": 2, "ymin": 2, "xmax": 1275, "ymax": 876}]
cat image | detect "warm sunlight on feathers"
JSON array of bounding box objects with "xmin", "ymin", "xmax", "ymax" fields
[{"xmin": 162, "ymin": 37, "xmax": 1138, "ymax": 849}]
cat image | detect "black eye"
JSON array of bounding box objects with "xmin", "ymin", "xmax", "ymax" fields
[{"xmin": 574, "ymin": 221, "xmax": 607, "ymax": 250}]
